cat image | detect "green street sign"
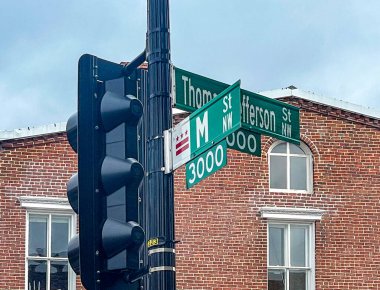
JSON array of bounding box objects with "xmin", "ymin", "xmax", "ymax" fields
[
  {"xmin": 186, "ymin": 139, "xmax": 227, "ymax": 188},
  {"xmin": 173, "ymin": 66, "xmax": 300, "ymax": 144},
  {"xmin": 170, "ymin": 80, "xmax": 241, "ymax": 171},
  {"xmin": 189, "ymin": 80, "xmax": 241, "ymax": 158},
  {"xmin": 226, "ymin": 129, "xmax": 261, "ymax": 156}
]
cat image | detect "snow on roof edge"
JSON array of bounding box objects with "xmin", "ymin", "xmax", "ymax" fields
[
  {"xmin": 259, "ymin": 88, "xmax": 380, "ymax": 119},
  {"xmin": 0, "ymin": 122, "xmax": 67, "ymax": 141},
  {"xmin": 1, "ymin": 90, "xmax": 379, "ymax": 141}
]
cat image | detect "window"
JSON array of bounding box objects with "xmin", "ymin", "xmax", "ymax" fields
[
  {"xmin": 268, "ymin": 223, "xmax": 314, "ymax": 290},
  {"xmin": 269, "ymin": 141, "xmax": 313, "ymax": 193},
  {"xmin": 261, "ymin": 207, "xmax": 323, "ymax": 290},
  {"xmin": 20, "ymin": 196, "xmax": 76, "ymax": 290},
  {"xmin": 27, "ymin": 213, "xmax": 75, "ymax": 290}
]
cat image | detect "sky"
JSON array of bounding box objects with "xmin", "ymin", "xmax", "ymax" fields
[{"xmin": 1, "ymin": 0, "xmax": 380, "ymax": 130}]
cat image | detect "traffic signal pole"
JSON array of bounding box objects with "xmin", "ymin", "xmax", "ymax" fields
[{"xmin": 145, "ymin": 0, "xmax": 176, "ymax": 289}]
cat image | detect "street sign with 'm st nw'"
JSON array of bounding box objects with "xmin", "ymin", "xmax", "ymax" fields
[
  {"xmin": 172, "ymin": 66, "xmax": 300, "ymax": 145},
  {"xmin": 167, "ymin": 80, "xmax": 241, "ymax": 172}
]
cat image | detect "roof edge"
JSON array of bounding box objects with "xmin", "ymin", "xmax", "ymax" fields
[
  {"xmin": 1, "ymin": 89, "xmax": 379, "ymax": 141},
  {"xmin": 259, "ymin": 88, "xmax": 380, "ymax": 120},
  {"xmin": 0, "ymin": 122, "xmax": 66, "ymax": 141},
  {"xmin": 0, "ymin": 110, "xmax": 183, "ymax": 141}
]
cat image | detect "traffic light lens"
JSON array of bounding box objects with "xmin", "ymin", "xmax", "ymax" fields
[
  {"xmin": 67, "ymin": 173, "xmax": 79, "ymax": 214},
  {"xmin": 67, "ymin": 234, "xmax": 80, "ymax": 275},
  {"xmin": 101, "ymin": 156, "xmax": 144, "ymax": 194},
  {"xmin": 101, "ymin": 92, "xmax": 143, "ymax": 132},
  {"xmin": 131, "ymin": 162, "xmax": 144, "ymax": 181},
  {"xmin": 66, "ymin": 113, "xmax": 78, "ymax": 153},
  {"xmin": 131, "ymin": 226, "xmax": 145, "ymax": 247},
  {"xmin": 130, "ymin": 98, "xmax": 143, "ymax": 119},
  {"xmin": 102, "ymin": 219, "xmax": 145, "ymax": 258}
]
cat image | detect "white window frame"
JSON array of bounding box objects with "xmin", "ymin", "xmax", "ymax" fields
[
  {"xmin": 261, "ymin": 207, "xmax": 324, "ymax": 290},
  {"xmin": 20, "ymin": 196, "xmax": 76, "ymax": 290},
  {"xmin": 268, "ymin": 141, "xmax": 313, "ymax": 194},
  {"xmin": 267, "ymin": 222, "xmax": 314, "ymax": 290}
]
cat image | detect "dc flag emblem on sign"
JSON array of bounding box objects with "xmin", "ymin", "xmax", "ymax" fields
[
  {"xmin": 171, "ymin": 116, "xmax": 191, "ymax": 170},
  {"xmin": 175, "ymin": 129, "xmax": 189, "ymax": 156}
]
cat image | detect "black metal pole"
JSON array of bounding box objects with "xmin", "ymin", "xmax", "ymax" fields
[{"xmin": 145, "ymin": 0, "xmax": 176, "ymax": 290}]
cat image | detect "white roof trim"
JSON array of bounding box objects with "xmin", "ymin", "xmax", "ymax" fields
[
  {"xmin": 0, "ymin": 110, "xmax": 184, "ymax": 141},
  {"xmin": 259, "ymin": 88, "xmax": 380, "ymax": 119},
  {"xmin": 1, "ymin": 89, "xmax": 378, "ymax": 142},
  {"xmin": 19, "ymin": 196, "xmax": 72, "ymax": 211},
  {"xmin": 0, "ymin": 122, "xmax": 67, "ymax": 141},
  {"xmin": 260, "ymin": 207, "xmax": 325, "ymax": 221}
]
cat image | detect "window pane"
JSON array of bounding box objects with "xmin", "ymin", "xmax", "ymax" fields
[
  {"xmin": 51, "ymin": 216, "xmax": 70, "ymax": 258},
  {"xmin": 290, "ymin": 226, "xmax": 308, "ymax": 266},
  {"xmin": 290, "ymin": 157, "xmax": 307, "ymax": 190},
  {"xmin": 271, "ymin": 143, "xmax": 287, "ymax": 153},
  {"xmin": 270, "ymin": 156, "xmax": 287, "ymax": 189},
  {"xmin": 269, "ymin": 226, "xmax": 284, "ymax": 266},
  {"xmin": 29, "ymin": 215, "xmax": 48, "ymax": 257},
  {"xmin": 28, "ymin": 260, "xmax": 47, "ymax": 290},
  {"xmin": 289, "ymin": 271, "xmax": 306, "ymax": 290},
  {"xmin": 268, "ymin": 270, "xmax": 285, "ymax": 290},
  {"xmin": 50, "ymin": 261, "xmax": 69, "ymax": 290},
  {"xmin": 289, "ymin": 143, "xmax": 305, "ymax": 154}
]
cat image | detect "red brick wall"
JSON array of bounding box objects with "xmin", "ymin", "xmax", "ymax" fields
[
  {"xmin": 0, "ymin": 99, "xmax": 379, "ymax": 289},
  {"xmin": 0, "ymin": 134, "xmax": 79, "ymax": 289},
  {"xmin": 174, "ymin": 99, "xmax": 380, "ymax": 289}
]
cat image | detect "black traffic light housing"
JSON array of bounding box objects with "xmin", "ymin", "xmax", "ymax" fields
[{"xmin": 67, "ymin": 54, "xmax": 146, "ymax": 290}]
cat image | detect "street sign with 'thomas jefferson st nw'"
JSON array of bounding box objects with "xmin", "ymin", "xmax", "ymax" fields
[{"xmin": 172, "ymin": 66, "xmax": 300, "ymax": 145}]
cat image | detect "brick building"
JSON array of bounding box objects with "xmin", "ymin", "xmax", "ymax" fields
[{"xmin": 0, "ymin": 88, "xmax": 379, "ymax": 290}]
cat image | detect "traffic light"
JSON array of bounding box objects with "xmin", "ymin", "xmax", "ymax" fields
[{"xmin": 66, "ymin": 54, "xmax": 145, "ymax": 290}]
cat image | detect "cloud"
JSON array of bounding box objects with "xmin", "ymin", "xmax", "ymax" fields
[
  {"xmin": 302, "ymin": 49, "xmax": 380, "ymax": 108},
  {"xmin": 1, "ymin": 0, "xmax": 380, "ymax": 131},
  {"xmin": 0, "ymin": 0, "xmax": 148, "ymax": 130}
]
